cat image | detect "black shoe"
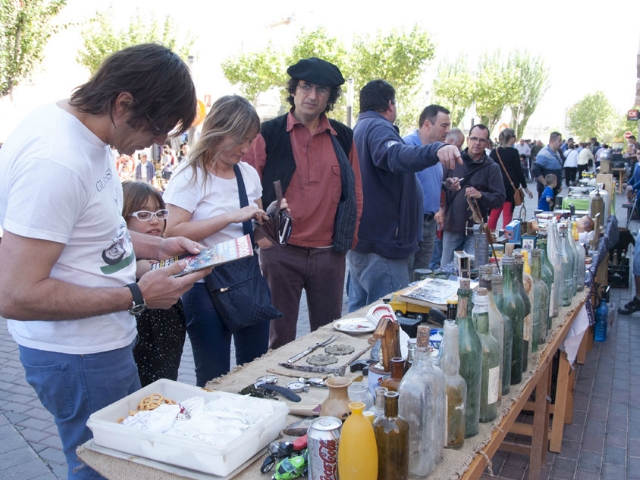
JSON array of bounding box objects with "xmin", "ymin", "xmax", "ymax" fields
[{"xmin": 618, "ymin": 296, "xmax": 640, "ymax": 315}]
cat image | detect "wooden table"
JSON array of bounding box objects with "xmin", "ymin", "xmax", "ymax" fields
[
  {"xmin": 77, "ymin": 292, "xmax": 587, "ymax": 480},
  {"xmin": 612, "ymin": 167, "xmax": 626, "ymax": 194}
]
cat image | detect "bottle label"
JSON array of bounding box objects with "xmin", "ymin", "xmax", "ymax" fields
[
  {"xmin": 488, "ymin": 366, "xmax": 500, "ymax": 404},
  {"xmin": 523, "ymin": 313, "xmax": 532, "ymax": 341}
]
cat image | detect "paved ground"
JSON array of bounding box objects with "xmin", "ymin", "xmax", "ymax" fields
[{"xmin": 0, "ymin": 182, "xmax": 636, "ymax": 479}]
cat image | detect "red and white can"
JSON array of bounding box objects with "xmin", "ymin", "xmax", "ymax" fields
[{"xmin": 307, "ymin": 416, "xmax": 342, "ymax": 480}]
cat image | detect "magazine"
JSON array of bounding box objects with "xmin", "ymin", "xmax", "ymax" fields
[
  {"xmin": 151, "ymin": 234, "xmax": 254, "ymax": 277},
  {"xmin": 398, "ymin": 278, "xmax": 478, "ymax": 308}
]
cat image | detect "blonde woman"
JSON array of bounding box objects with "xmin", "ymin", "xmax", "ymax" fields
[{"xmin": 164, "ymin": 95, "xmax": 279, "ymax": 386}]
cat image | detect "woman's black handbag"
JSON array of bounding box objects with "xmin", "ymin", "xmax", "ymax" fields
[{"xmin": 204, "ymin": 165, "xmax": 281, "ymax": 333}]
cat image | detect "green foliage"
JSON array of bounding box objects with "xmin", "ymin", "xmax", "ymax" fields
[
  {"xmin": 221, "ymin": 44, "xmax": 285, "ymax": 105},
  {"xmin": 0, "ymin": 0, "xmax": 67, "ymax": 98},
  {"xmin": 566, "ymin": 91, "xmax": 618, "ymax": 143},
  {"xmin": 508, "ymin": 51, "xmax": 550, "ymax": 139},
  {"xmin": 220, "ymin": 25, "xmax": 436, "ymax": 132},
  {"xmin": 76, "ymin": 8, "xmax": 194, "ymax": 75},
  {"xmin": 432, "ymin": 55, "xmax": 475, "ymax": 128},
  {"xmin": 474, "ymin": 52, "xmax": 519, "ymax": 131},
  {"xmin": 612, "ymin": 114, "xmax": 639, "ymax": 142}
]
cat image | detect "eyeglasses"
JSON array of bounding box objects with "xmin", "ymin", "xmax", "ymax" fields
[
  {"xmin": 469, "ymin": 136, "xmax": 488, "ymax": 144},
  {"xmin": 130, "ymin": 209, "xmax": 169, "ymax": 221},
  {"xmin": 144, "ymin": 113, "xmax": 166, "ymax": 137},
  {"xmin": 297, "ymin": 83, "xmax": 330, "ymax": 96}
]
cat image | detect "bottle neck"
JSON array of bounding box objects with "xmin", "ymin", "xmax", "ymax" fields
[
  {"xmin": 442, "ymin": 323, "xmax": 461, "ymax": 375},
  {"xmin": 384, "ymin": 393, "xmax": 399, "ymax": 418}
]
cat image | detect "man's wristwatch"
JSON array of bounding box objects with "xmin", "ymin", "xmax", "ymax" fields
[{"xmin": 125, "ymin": 283, "xmax": 147, "ymax": 315}]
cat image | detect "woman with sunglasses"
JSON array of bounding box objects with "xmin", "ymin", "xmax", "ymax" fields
[
  {"xmin": 122, "ymin": 180, "xmax": 186, "ymax": 387},
  {"xmin": 164, "ymin": 95, "xmax": 286, "ymax": 386}
]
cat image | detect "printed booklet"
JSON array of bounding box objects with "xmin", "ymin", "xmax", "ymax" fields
[{"xmin": 151, "ymin": 234, "xmax": 254, "ymax": 277}]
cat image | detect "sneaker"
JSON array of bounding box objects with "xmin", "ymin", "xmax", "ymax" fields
[{"xmin": 618, "ymin": 296, "xmax": 640, "ymax": 315}]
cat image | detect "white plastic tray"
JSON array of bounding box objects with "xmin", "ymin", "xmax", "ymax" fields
[{"xmin": 86, "ymin": 379, "xmax": 289, "ymax": 477}]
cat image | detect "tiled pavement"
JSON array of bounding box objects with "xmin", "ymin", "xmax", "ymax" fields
[{"xmin": 1, "ymin": 186, "xmax": 638, "ymax": 479}]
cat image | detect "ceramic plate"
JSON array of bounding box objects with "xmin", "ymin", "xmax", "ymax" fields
[{"xmin": 333, "ymin": 318, "xmax": 375, "ymax": 334}]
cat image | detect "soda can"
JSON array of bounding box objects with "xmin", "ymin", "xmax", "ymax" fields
[{"xmin": 307, "ymin": 416, "xmax": 341, "ymax": 480}]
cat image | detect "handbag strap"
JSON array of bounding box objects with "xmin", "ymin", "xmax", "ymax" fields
[
  {"xmin": 495, "ymin": 148, "xmax": 519, "ymax": 192},
  {"xmin": 232, "ymin": 164, "xmax": 255, "ymax": 243}
]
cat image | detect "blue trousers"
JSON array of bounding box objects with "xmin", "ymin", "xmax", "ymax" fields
[
  {"xmin": 181, "ymin": 283, "xmax": 269, "ymax": 387},
  {"xmin": 20, "ymin": 341, "xmax": 140, "ymax": 479}
]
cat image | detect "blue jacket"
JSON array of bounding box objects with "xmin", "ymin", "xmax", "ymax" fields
[
  {"xmin": 531, "ymin": 145, "xmax": 563, "ymax": 188},
  {"xmin": 403, "ymin": 130, "xmax": 443, "ymax": 215},
  {"xmin": 353, "ymin": 111, "xmax": 445, "ymax": 258}
]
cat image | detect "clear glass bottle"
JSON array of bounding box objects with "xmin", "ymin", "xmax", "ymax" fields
[
  {"xmin": 373, "ymin": 391, "xmax": 409, "ymax": 480},
  {"xmin": 572, "ymin": 221, "xmax": 586, "ymax": 292},
  {"xmin": 474, "ymin": 288, "xmax": 500, "ymax": 423},
  {"xmin": 514, "ymin": 253, "xmax": 532, "ymax": 373},
  {"xmin": 536, "ymin": 237, "xmax": 554, "ymax": 341},
  {"xmin": 558, "ymin": 224, "xmax": 574, "ymax": 307},
  {"xmin": 567, "ymin": 221, "xmax": 580, "ymax": 297},
  {"xmin": 492, "ymin": 273, "xmax": 513, "ymax": 396},
  {"xmin": 479, "ymin": 265, "xmax": 504, "ymax": 403},
  {"xmin": 380, "ymin": 357, "xmax": 405, "ymax": 392},
  {"xmin": 404, "ymin": 338, "xmax": 416, "ymax": 374},
  {"xmin": 455, "ymin": 278, "xmax": 482, "ymax": 438},
  {"xmin": 441, "ymin": 320, "xmax": 467, "ymax": 448},
  {"xmin": 365, "ymin": 386, "xmax": 388, "ymax": 421},
  {"xmin": 348, "ymin": 382, "xmax": 374, "ymax": 410},
  {"xmin": 546, "ymin": 220, "xmax": 564, "ymax": 321},
  {"xmin": 530, "ymin": 249, "xmax": 550, "ymax": 350},
  {"xmin": 398, "ymin": 326, "xmax": 445, "ymax": 477},
  {"xmin": 338, "ymin": 402, "xmax": 378, "ymax": 480},
  {"xmin": 501, "ymin": 255, "xmax": 525, "ymax": 385}
]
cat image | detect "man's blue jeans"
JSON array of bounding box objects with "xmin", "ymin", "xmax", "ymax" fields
[
  {"xmin": 181, "ymin": 283, "xmax": 269, "ymax": 387},
  {"xmin": 441, "ymin": 231, "xmax": 476, "ymax": 267},
  {"xmin": 347, "ymin": 250, "xmax": 410, "ymax": 313},
  {"xmin": 19, "ymin": 341, "xmax": 140, "ymax": 479}
]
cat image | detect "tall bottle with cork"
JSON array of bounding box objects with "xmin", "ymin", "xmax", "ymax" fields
[
  {"xmin": 456, "ymin": 278, "xmax": 482, "ymax": 437},
  {"xmin": 441, "ymin": 320, "xmax": 466, "ymax": 448},
  {"xmin": 473, "ymin": 288, "xmax": 500, "ymax": 423},
  {"xmin": 501, "ymin": 252, "xmax": 525, "ymax": 385},
  {"xmin": 492, "ymin": 273, "xmax": 513, "ymax": 395},
  {"xmin": 514, "ymin": 252, "xmax": 532, "ymax": 373},
  {"xmin": 398, "ymin": 325, "xmax": 445, "ymax": 476},
  {"xmin": 478, "ymin": 265, "xmax": 504, "ymax": 403}
]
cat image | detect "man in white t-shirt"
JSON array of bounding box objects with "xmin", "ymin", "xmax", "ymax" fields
[{"xmin": 0, "ymin": 44, "xmax": 210, "ymax": 479}]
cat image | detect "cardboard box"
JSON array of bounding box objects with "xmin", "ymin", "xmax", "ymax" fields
[{"xmin": 86, "ymin": 379, "xmax": 289, "ymax": 477}]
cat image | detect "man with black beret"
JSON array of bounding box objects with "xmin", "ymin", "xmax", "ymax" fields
[{"xmin": 243, "ymin": 57, "xmax": 363, "ymax": 349}]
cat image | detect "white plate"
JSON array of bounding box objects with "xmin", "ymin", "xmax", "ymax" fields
[{"xmin": 333, "ymin": 318, "xmax": 375, "ymax": 334}]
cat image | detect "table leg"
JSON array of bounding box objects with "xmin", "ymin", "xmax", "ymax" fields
[
  {"xmin": 529, "ymin": 362, "xmax": 551, "ymax": 479},
  {"xmin": 549, "ymin": 351, "xmax": 571, "ymax": 453}
]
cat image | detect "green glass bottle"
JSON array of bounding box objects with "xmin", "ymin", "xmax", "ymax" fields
[
  {"xmin": 514, "ymin": 253, "xmax": 532, "ymax": 373},
  {"xmin": 373, "ymin": 391, "xmax": 409, "ymax": 480},
  {"xmin": 558, "ymin": 224, "xmax": 574, "ymax": 307},
  {"xmin": 501, "ymin": 255, "xmax": 525, "ymax": 385},
  {"xmin": 492, "ymin": 273, "xmax": 513, "ymax": 396},
  {"xmin": 474, "ymin": 288, "xmax": 500, "ymax": 423},
  {"xmin": 536, "ymin": 237, "xmax": 554, "ymax": 340},
  {"xmin": 546, "ymin": 220, "xmax": 565, "ymax": 323},
  {"xmin": 479, "ymin": 265, "xmax": 504, "ymax": 403},
  {"xmin": 441, "ymin": 320, "xmax": 466, "ymax": 449},
  {"xmin": 530, "ymin": 249, "xmax": 550, "ymax": 351},
  {"xmin": 455, "ymin": 278, "xmax": 482, "ymax": 437}
]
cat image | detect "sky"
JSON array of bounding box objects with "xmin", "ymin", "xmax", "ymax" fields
[{"xmin": 1, "ymin": 0, "xmax": 639, "ymax": 141}]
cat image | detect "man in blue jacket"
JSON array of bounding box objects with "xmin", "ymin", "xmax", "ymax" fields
[
  {"xmin": 347, "ymin": 80, "xmax": 461, "ymax": 312},
  {"xmin": 532, "ymin": 132, "xmax": 564, "ymax": 202}
]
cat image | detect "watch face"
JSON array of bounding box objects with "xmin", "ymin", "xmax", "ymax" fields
[
  {"xmin": 256, "ymin": 375, "xmax": 278, "ymax": 385},
  {"xmin": 286, "ymin": 381, "xmax": 308, "ymax": 393},
  {"xmin": 129, "ymin": 304, "xmax": 147, "ymax": 315}
]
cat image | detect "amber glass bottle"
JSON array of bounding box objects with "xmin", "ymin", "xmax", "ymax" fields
[
  {"xmin": 373, "ymin": 391, "xmax": 409, "ymax": 480},
  {"xmin": 380, "ymin": 357, "xmax": 405, "ymax": 392}
]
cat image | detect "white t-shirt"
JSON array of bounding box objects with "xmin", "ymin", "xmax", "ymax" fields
[
  {"xmin": 163, "ymin": 161, "xmax": 262, "ymax": 247},
  {"xmin": 0, "ymin": 103, "xmax": 137, "ymax": 354}
]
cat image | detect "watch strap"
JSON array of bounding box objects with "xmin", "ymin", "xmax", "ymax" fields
[
  {"xmin": 255, "ymin": 383, "xmax": 302, "ymax": 402},
  {"xmin": 125, "ymin": 283, "xmax": 145, "ymax": 314}
]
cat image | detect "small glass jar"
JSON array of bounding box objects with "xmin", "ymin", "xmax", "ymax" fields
[{"xmin": 348, "ymin": 381, "xmax": 374, "ymax": 410}]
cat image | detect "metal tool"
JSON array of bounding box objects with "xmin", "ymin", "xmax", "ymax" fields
[{"xmin": 287, "ymin": 335, "xmax": 338, "ymax": 363}]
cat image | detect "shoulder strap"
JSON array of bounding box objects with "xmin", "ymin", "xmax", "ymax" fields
[
  {"xmin": 232, "ymin": 164, "xmax": 254, "ymax": 241},
  {"xmin": 494, "ymin": 148, "xmax": 518, "ymax": 191}
]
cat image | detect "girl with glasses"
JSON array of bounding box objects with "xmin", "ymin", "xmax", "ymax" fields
[{"xmin": 122, "ymin": 180, "xmax": 187, "ymax": 387}]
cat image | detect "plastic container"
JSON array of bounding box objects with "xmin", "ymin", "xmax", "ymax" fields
[{"xmin": 86, "ymin": 379, "xmax": 289, "ymax": 477}]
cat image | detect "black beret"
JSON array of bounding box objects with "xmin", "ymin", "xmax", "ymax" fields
[{"xmin": 286, "ymin": 57, "xmax": 345, "ymax": 87}]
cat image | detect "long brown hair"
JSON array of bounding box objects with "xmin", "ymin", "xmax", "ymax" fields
[{"xmin": 179, "ymin": 95, "xmax": 260, "ymax": 189}]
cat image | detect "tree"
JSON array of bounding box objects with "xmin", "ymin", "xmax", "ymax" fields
[
  {"xmin": 221, "ymin": 44, "xmax": 285, "ymax": 106},
  {"xmin": 474, "ymin": 52, "xmax": 519, "ymax": 131},
  {"xmin": 431, "ymin": 55, "xmax": 475, "ymax": 128},
  {"xmin": 508, "ymin": 51, "xmax": 550, "ymax": 139},
  {"xmin": 350, "ymin": 26, "xmax": 436, "ymax": 133},
  {"xmin": 0, "ymin": 0, "xmax": 67, "ymax": 99},
  {"xmin": 566, "ymin": 91, "xmax": 618, "ymax": 142},
  {"xmin": 76, "ymin": 8, "xmax": 194, "ymax": 75}
]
